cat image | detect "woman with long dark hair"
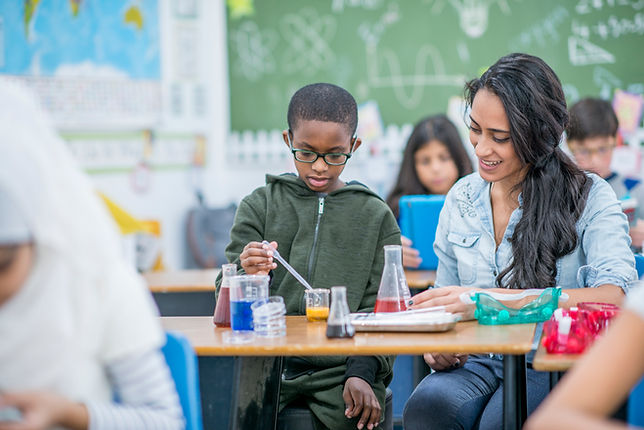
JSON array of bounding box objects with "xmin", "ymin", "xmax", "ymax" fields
[
  {"xmin": 403, "ymin": 53, "xmax": 636, "ymax": 429},
  {"xmin": 386, "ymin": 115, "xmax": 472, "ymax": 267}
]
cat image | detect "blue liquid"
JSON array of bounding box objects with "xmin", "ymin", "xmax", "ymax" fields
[{"xmin": 230, "ymin": 299, "xmax": 254, "ymax": 331}]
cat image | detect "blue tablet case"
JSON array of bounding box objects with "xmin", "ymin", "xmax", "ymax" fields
[{"xmin": 398, "ymin": 195, "xmax": 446, "ymax": 270}]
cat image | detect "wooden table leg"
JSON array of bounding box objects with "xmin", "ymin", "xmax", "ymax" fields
[
  {"xmin": 503, "ymin": 354, "xmax": 527, "ymax": 430},
  {"xmin": 229, "ymin": 356, "xmax": 284, "ymax": 430}
]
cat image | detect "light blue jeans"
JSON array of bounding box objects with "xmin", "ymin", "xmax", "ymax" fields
[{"xmin": 403, "ymin": 355, "xmax": 549, "ymax": 430}]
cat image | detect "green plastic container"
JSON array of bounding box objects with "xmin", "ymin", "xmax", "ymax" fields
[{"xmin": 471, "ymin": 287, "xmax": 562, "ymax": 325}]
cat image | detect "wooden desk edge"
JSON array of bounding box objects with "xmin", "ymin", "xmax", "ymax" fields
[
  {"xmin": 162, "ymin": 317, "xmax": 536, "ymax": 357},
  {"xmin": 149, "ymin": 285, "xmax": 216, "ymax": 293},
  {"xmin": 405, "ymin": 270, "xmax": 436, "ymax": 288},
  {"xmin": 532, "ymin": 334, "xmax": 579, "ymax": 372}
]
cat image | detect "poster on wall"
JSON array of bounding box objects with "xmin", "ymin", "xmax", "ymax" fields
[{"xmin": 0, "ymin": 0, "xmax": 162, "ymax": 129}]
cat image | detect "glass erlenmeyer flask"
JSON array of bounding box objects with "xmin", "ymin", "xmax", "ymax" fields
[
  {"xmin": 375, "ymin": 245, "xmax": 410, "ymax": 313},
  {"xmin": 213, "ymin": 263, "xmax": 237, "ymax": 327},
  {"xmin": 326, "ymin": 286, "xmax": 355, "ymax": 338}
]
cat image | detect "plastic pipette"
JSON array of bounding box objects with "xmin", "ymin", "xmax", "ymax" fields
[{"xmin": 262, "ymin": 240, "xmax": 313, "ymax": 290}]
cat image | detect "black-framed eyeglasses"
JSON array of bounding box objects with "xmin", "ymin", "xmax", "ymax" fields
[{"xmin": 287, "ymin": 131, "xmax": 356, "ymax": 166}]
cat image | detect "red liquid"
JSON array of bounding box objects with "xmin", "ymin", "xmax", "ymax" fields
[
  {"xmin": 374, "ymin": 298, "xmax": 407, "ymax": 313},
  {"xmin": 213, "ymin": 287, "xmax": 231, "ymax": 327}
]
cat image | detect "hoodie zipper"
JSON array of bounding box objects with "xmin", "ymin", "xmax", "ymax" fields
[{"xmin": 307, "ymin": 196, "xmax": 325, "ymax": 280}]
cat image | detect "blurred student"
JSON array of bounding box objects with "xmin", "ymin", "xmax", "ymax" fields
[
  {"xmin": 0, "ymin": 81, "xmax": 183, "ymax": 430},
  {"xmin": 402, "ymin": 53, "xmax": 636, "ymax": 430},
  {"xmin": 216, "ymin": 83, "xmax": 400, "ymax": 430},
  {"xmin": 525, "ymin": 285, "xmax": 644, "ymax": 430},
  {"xmin": 385, "ymin": 114, "xmax": 473, "ymax": 268},
  {"xmin": 567, "ymin": 98, "xmax": 644, "ymax": 249}
]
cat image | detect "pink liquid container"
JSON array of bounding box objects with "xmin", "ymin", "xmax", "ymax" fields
[
  {"xmin": 213, "ymin": 263, "xmax": 237, "ymax": 327},
  {"xmin": 375, "ymin": 245, "xmax": 411, "ymax": 313}
]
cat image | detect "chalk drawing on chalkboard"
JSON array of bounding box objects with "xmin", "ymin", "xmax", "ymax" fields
[
  {"xmin": 432, "ymin": 0, "xmax": 513, "ymax": 39},
  {"xmin": 593, "ymin": 67, "xmax": 623, "ymax": 100},
  {"xmin": 281, "ymin": 9, "xmax": 336, "ymax": 74},
  {"xmin": 509, "ymin": 7, "xmax": 569, "ymax": 52},
  {"xmin": 331, "ymin": 0, "xmax": 385, "ymax": 13},
  {"xmin": 364, "ymin": 42, "xmax": 465, "ymax": 109},
  {"xmin": 568, "ymin": 36, "xmax": 615, "ymax": 66},
  {"xmin": 457, "ymin": 42, "xmax": 470, "ymax": 63},
  {"xmin": 563, "ymin": 84, "xmax": 581, "ymax": 103},
  {"xmin": 357, "ymin": 5, "xmax": 465, "ymax": 109},
  {"xmin": 230, "ymin": 21, "xmax": 278, "ymax": 81}
]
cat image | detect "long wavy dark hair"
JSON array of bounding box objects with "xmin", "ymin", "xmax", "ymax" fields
[
  {"xmin": 465, "ymin": 53, "xmax": 591, "ymax": 290},
  {"xmin": 386, "ymin": 114, "xmax": 473, "ymax": 218}
]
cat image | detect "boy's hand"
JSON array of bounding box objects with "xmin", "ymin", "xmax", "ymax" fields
[
  {"xmin": 343, "ymin": 377, "xmax": 381, "ymax": 429},
  {"xmin": 239, "ymin": 241, "xmax": 278, "ymax": 275},
  {"xmin": 401, "ymin": 236, "xmax": 421, "ymax": 269}
]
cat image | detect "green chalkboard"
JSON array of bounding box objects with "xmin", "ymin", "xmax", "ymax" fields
[{"xmin": 226, "ymin": 0, "xmax": 644, "ymax": 132}]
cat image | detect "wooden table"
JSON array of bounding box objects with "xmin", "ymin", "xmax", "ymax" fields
[
  {"xmin": 532, "ymin": 334, "xmax": 579, "ymax": 388},
  {"xmin": 532, "ymin": 341, "xmax": 578, "ymax": 373},
  {"xmin": 161, "ymin": 316, "xmax": 536, "ymax": 430},
  {"xmin": 404, "ymin": 269, "xmax": 436, "ymax": 289},
  {"xmin": 145, "ymin": 269, "xmax": 220, "ymax": 292},
  {"xmin": 144, "ymin": 269, "xmax": 219, "ymax": 316}
]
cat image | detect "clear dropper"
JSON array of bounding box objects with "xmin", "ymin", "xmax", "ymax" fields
[{"xmin": 262, "ymin": 240, "xmax": 313, "ymax": 290}]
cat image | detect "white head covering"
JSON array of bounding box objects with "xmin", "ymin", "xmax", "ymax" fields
[{"xmin": 0, "ymin": 80, "xmax": 163, "ymax": 401}]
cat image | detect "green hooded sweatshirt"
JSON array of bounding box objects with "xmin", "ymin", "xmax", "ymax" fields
[{"xmin": 216, "ymin": 173, "xmax": 400, "ymax": 429}]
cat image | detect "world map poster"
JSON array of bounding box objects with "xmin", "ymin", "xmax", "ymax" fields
[{"xmin": 0, "ymin": 0, "xmax": 161, "ymax": 128}]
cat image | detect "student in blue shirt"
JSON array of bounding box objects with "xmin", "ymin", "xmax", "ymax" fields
[
  {"xmin": 402, "ymin": 53, "xmax": 636, "ymax": 430},
  {"xmin": 386, "ymin": 114, "xmax": 473, "ymax": 268},
  {"xmin": 566, "ymin": 98, "xmax": 644, "ymax": 249}
]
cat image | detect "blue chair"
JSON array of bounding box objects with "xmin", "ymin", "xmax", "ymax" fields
[
  {"xmin": 635, "ymin": 254, "xmax": 644, "ymax": 279},
  {"xmin": 629, "ymin": 377, "xmax": 644, "ymax": 426},
  {"xmin": 162, "ymin": 331, "xmax": 203, "ymax": 430},
  {"xmin": 628, "ymin": 256, "xmax": 644, "ymax": 425}
]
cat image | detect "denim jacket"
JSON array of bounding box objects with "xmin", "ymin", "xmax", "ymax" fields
[{"xmin": 434, "ymin": 172, "xmax": 637, "ymax": 292}]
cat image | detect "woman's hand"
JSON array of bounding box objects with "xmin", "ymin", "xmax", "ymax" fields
[
  {"xmin": 239, "ymin": 241, "xmax": 278, "ymax": 275},
  {"xmin": 343, "ymin": 377, "xmax": 381, "ymax": 430},
  {"xmin": 401, "ymin": 236, "xmax": 422, "ymax": 269},
  {"xmin": 423, "ymin": 353, "xmax": 469, "ymax": 371},
  {"xmin": 408, "ymin": 286, "xmax": 478, "ymax": 320},
  {"xmin": 0, "ymin": 391, "xmax": 88, "ymax": 430}
]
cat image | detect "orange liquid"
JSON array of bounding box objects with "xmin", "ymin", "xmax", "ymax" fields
[
  {"xmin": 306, "ymin": 306, "xmax": 330, "ymax": 321},
  {"xmin": 374, "ymin": 298, "xmax": 407, "ymax": 313}
]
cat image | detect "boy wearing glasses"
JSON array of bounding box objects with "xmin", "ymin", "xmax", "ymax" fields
[
  {"xmin": 217, "ymin": 83, "xmax": 399, "ymax": 430},
  {"xmin": 567, "ymin": 97, "xmax": 644, "ymax": 249}
]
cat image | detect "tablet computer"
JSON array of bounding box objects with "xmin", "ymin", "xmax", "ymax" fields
[{"xmin": 398, "ymin": 194, "xmax": 446, "ymax": 270}]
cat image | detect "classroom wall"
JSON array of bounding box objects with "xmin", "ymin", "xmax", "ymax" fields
[
  {"xmin": 4, "ymin": 1, "xmax": 643, "ymax": 269},
  {"xmin": 91, "ymin": 0, "xmax": 234, "ymax": 269},
  {"xmin": 1, "ymin": 1, "xmax": 232, "ymax": 269}
]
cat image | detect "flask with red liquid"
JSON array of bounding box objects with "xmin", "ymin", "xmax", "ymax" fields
[
  {"xmin": 213, "ymin": 263, "xmax": 237, "ymax": 327},
  {"xmin": 374, "ymin": 245, "xmax": 411, "ymax": 313}
]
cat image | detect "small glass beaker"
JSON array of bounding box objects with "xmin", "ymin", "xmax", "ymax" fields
[
  {"xmin": 252, "ymin": 296, "xmax": 287, "ymax": 337},
  {"xmin": 375, "ymin": 245, "xmax": 410, "ymax": 313},
  {"xmin": 326, "ymin": 286, "xmax": 355, "ymax": 338},
  {"xmin": 213, "ymin": 263, "xmax": 237, "ymax": 327},
  {"xmin": 229, "ymin": 274, "xmax": 269, "ymax": 332},
  {"xmin": 305, "ymin": 288, "xmax": 330, "ymax": 322}
]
